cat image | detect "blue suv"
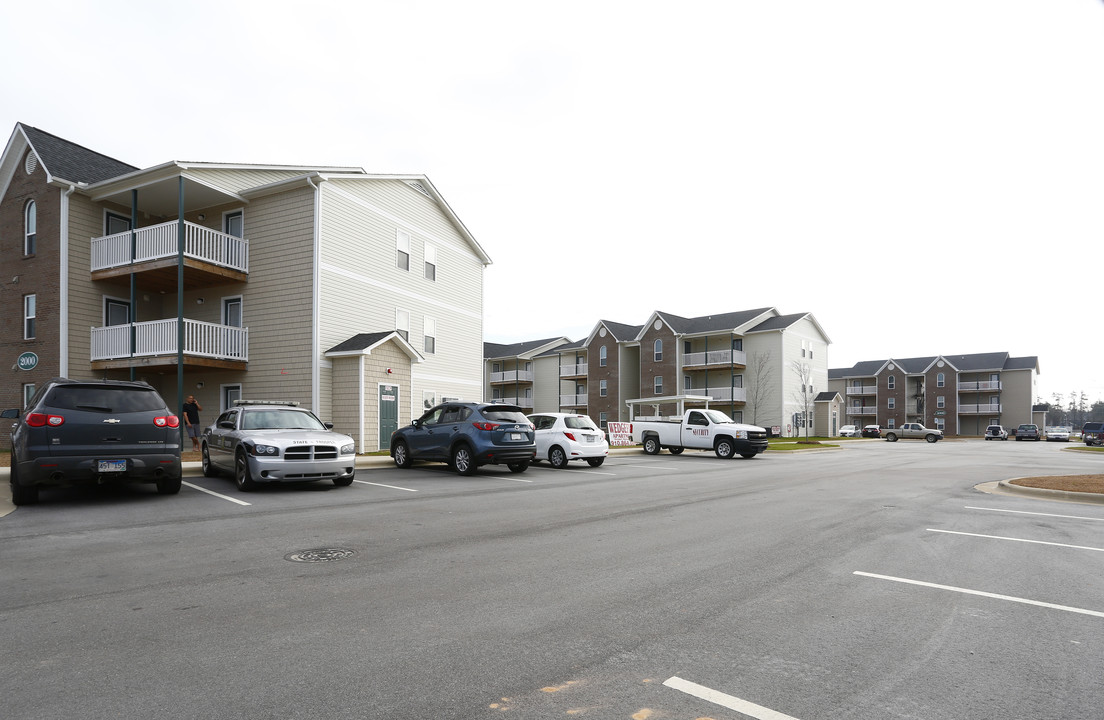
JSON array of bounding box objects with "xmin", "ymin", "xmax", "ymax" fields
[{"xmin": 390, "ymin": 402, "xmax": 535, "ymax": 475}]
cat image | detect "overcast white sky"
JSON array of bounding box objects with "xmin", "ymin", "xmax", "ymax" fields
[{"xmin": 4, "ymin": 0, "xmax": 1103, "ymax": 405}]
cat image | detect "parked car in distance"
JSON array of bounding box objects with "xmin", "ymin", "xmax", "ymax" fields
[
  {"xmin": 883, "ymin": 423, "xmax": 943, "ymax": 443},
  {"xmin": 6, "ymin": 378, "xmax": 182, "ymax": 506},
  {"xmin": 1015, "ymin": 424, "xmax": 1041, "ymax": 441},
  {"xmin": 528, "ymin": 412, "xmax": 609, "ymax": 468},
  {"xmin": 1045, "ymin": 426, "xmax": 1071, "ymax": 442},
  {"xmin": 391, "ymin": 402, "xmax": 536, "ymax": 475},
  {"xmin": 1082, "ymin": 422, "xmax": 1104, "ymax": 447},
  {"xmin": 839, "ymin": 425, "xmax": 860, "ymax": 437},
  {"xmin": 861, "ymin": 425, "xmax": 881, "ymax": 438},
  {"xmin": 201, "ymin": 401, "xmax": 356, "ymax": 491},
  {"xmin": 984, "ymin": 425, "xmax": 1008, "ymax": 441}
]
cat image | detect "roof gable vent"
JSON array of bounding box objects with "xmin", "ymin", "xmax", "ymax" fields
[
  {"xmin": 25, "ymin": 152, "xmax": 38, "ymax": 175},
  {"xmin": 405, "ymin": 180, "xmax": 431, "ymax": 198}
]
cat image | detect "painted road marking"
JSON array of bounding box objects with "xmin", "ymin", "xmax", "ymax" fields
[
  {"xmin": 854, "ymin": 571, "xmax": 1104, "ymax": 618},
  {"xmin": 355, "ymin": 480, "xmax": 418, "ymax": 492},
  {"xmin": 928, "ymin": 528, "xmax": 1104, "ymax": 553},
  {"xmin": 663, "ymin": 676, "xmax": 801, "ymax": 719},
  {"xmin": 182, "ymin": 481, "xmax": 251, "ymax": 506},
  {"xmin": 966, "ymin": 506, "xmax": 1104, "ymax": 522}
]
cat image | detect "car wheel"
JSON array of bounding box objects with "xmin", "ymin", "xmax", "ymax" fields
[
  {"xmin": 669, "ymin": 447, "xmax": 684, "ymax": 455},
  {"xmin": 235, "ymin": 450, "xmax": 258, "ymax": 491},
  {"xmin": 586, "ymin": 457, "xmax": 605, "ymax": 467},
  {"xmin": 393, "ymin": 440, "xmax": 412, "ymax": 469},
  {"xmin": 925, "ymin": 434, "xmax": 938, "ymax": 443},
  {"xmin": 9, "ymin": 462, "xmax": 39, "ymax": 506},
  {"xmin": 643, "ymin": 436, "xmax": 661, "ymax": 455},
  {"xmin": 507, "ymin": 462, "xmax": 529, "ymax": 473},
  {"xmin": 715, "ymin": 438, "xmax": 735, "ymax": 459},
  {"xmin": 333, "ymin": 472, "xmax": 355, "ymax": 487},
  {"xmin": 156, "ymin": 476, "xmax": 182, "ymax": 495},
  {"xmin": 549, "ymin": 446, "xmax": 568, "ymax": 469},
  {"xmin": 452, "ymin": 445, "xmax": 476, "ymax": 476},
  {"xmin": 886, "ymin": 433, "xmax": 898, "ymax": 442},
  {"xmin": 740, "ymin": 452, "xmax": 757, "ymax": 459},
  {"xmin": 202, "ymin": 444, "xmax": 219, "ymax": 477}
]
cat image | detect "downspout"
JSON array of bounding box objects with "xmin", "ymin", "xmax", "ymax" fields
[
  {"xmin": 59, "ymin": 184, "xmax": 76, "ymax": 377},
  {"xmin": 130, "ymin": 189, "xmax": 137, "ymax": 381},
  {"xmin": 177, "ymin": 178, "xmax": 185, "ymax": 440},
  {"xmin": 359, "ymin": 354, "xmax": 366, "ymax": 453},
  {"xmin": 306, "ymin": 174, "xmax": 322, "ymax": 415}
]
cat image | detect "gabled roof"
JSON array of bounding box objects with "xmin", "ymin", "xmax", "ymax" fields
[
  {"xmin": 584, "ymin": 320, "xmax": 644, "ymax": 346},
  {"xmin": 747, "ymin": 312, "xmax": 832, "ymax": 344},
  {"xmin": 815, "ymin": 391, "xmax": 841, "ymax": 402},
  {"xmin": 16, "ymin": 123, "xmax": 137, "ymax": 184},
  {"xmin": 830, "ymin": 352, "xmax": 1041, "ymax": 378},
  {"xmin": 640, "ymin": 307, "xmax": 776, "ymax": 340},
  {"xmin": 535, "ymin": 339, "xmax": 587, "ymax": 357},
  {"xmin": 483, "ymin": 337, "xmax": 570, "ymax": 360},
  {"xmin": 324, "ymin": 331, "xmax": 423, "ymax": 362}
]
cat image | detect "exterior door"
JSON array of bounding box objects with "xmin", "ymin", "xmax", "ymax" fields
[
  {"xmin": 223, "ymin": 297, "xmax": 243, "ymax": 358},
  {"xmin": 379, "ymin": 384, "xmax": 398, "ymax": 449}
]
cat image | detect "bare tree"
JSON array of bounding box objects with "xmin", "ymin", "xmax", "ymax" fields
[
  {"xmin": 744, "ymin": 350, "xmax": 774, "ymax": 427},
  {"xmin": 790, "ymin": 360, "xmax": 816, "ymax": 440}
]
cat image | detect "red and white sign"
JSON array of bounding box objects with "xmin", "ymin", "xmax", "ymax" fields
[{"xmin": 607, "ymin": 421, "xmax": 633, "ymax": 447}]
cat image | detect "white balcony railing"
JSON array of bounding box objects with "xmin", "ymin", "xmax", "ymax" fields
[
  {"xmin": 490, "ymin": 370, "xmax": 534, "ymax": 383},
  {"xmin": 687, "ymin": 386, "xmax": 748, "ymax": 403},
  {"xmin": 958, "ymin": 381, "xmax": 1002, "ymax": 392},
  {"xmin": 91, "ymin": 220, "xmax": 249, "ymax": 273},
  {"xmin": 959, "ymin": 403, "xmax": 1002, "ymax": 414},
  {"xmin": 847, "ymin": 407, "xmax": 878, "ymax": 415},
  {"xmin": 91, "ymin": 319, "xmax": 248, "ymax": 362},
  {"xmin": 497, "ymin": 396, "xmax": 535, "ymax": 409},
  {"xmin": 846, "ymin": 385, "xmax": 877, "ymax": 395},
  {"xmin": 683, "ymin": 349, "xmax": 747, "ymax": 367},
  {"xmin": 559, "ymin": 394, "xmax": 588, "ymax": 406},
  {"xmin": 559, "ymin": 363, "xmax": 588, "ymax": 377}
]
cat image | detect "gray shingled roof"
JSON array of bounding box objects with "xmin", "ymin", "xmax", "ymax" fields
[
  {"xmin": 656, "ymin": 307, "xmax": 774, "ymax": 334},
  {"xmin": 748, "ymin": 312, "xmax": 808, "ymax": 333},
  {"xmin": 20, "ymin": 124, "xmax": 136, "ymax": 184},
  {"xmin": 535, "ymin": 339, "xmax": 587, "ymax": 357},
  {"xmin": 814, "ymin": 391, "xmax": 840, "ymax": 402},
  {"xmin": 600, "ymin": 320, "xmax": 643, "ymax": 342},
  {"xmin": 831, "ymin": 352, "xmax": 1039, "ymax": 377},
  {"xmin": 326, "ymin": 332, "xmax": 398, "ymax": 353},
  {"xmin": 483, "ymin": 337, "xmax": 566, "ymax": 359}
]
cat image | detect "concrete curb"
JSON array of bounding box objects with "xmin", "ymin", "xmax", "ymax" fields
[{"xmin": 994, "ymin": 478, "xmax": 1104, "ymax": 506}]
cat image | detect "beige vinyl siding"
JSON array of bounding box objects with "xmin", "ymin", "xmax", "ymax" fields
[
  {"xmin": 318, "ymin": 178, "xmax": 484, "ymax": 419},
  {"xmin": 329, "ymin": 357, "xmax": 360, "ymax": 442},
  {"xmin": 184, "ymin": 168, "xmax": 306, "ymax": 196},
  {"xmin": 533, "ymin": 355, "xmax": 559, "ymax": 412},
  {"xmin": 66, "ymin": 194, "xmax": 106, "ymax": 373},
  {"xmin": 999, "ymin": 368, "xmax": 1034, "ymax": 429}
]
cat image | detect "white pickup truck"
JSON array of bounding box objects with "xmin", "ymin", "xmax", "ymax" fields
[
  {"xmin": 631, "ymin": 409, "xmax": 769, "ymax": 459},
  {"xmin": 882, "ymin": 423, "xmax": 943, "ymax": 443}
]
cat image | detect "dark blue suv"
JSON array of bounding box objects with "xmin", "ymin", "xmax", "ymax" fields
[{"xmin": 390, "ymin": 402, "xmax": 535, "ymax": 475}]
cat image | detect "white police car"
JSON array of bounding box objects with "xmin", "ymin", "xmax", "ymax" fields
[{"xmin": 201, "ymin": 401, "xmax": 356, "ymax": 491}]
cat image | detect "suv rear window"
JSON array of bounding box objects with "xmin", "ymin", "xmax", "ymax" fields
[{"xmin": 45, "ymin": 385, "xmax": 166, "ymax": 413}]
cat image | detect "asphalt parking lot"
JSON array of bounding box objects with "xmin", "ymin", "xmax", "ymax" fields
[{"xmin": 2, "ymin": 440, "xmax": 1102, "ymax": 719}]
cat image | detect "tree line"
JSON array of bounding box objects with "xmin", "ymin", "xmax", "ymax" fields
[{"xmin": 1036, "ymin": 392, "xmax": 1104, "ymax": 427}]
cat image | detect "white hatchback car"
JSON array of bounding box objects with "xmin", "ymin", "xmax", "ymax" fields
[{"xmin": 528, "ymin": 412, "xmax": 609, "ymax": 468}]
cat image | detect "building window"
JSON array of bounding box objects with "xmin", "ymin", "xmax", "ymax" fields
[
  {"xmin": 105, "ymin": 211, "xmax": 131, "ymax": 236},
  {"xmin": 887, "ymin": 418, "xmax": 896, "ymax": 429},
  {"xmin": 424, "ymin": 244, "xmax": 437, "ymax": 281},
  {"xmin": 23, "ymin": 294, "xmax": 36, "ymax": 339},
  {"xmin": 937, "ymin": 396, "xmax": 945, "ymax": 409},
  {"xmin": 423, "ymin": 316, "xmax": 436, "ymax": 354},
  {"xmin": 937, "ymin": 373, "xmax": 945, "ymax": 388},
  {"xmin": 888, "ymin": 397, "xmax": 895, "ymax": 410},
  {"xmin": 732, "ymin": 338, "xmax": 743, "ymax": 351},
  {"xmin": 396, "ymin": 230, "xmax": 410, "ymax": 271},
  {"xmin": 492, "ymin": 362, "xmax": 500, "ymax": 373},
  {"xmin": 23, "ymin": 383, "xmax": 36, "ymax": 408},
  {"xmin": 224, "ymin": 210, "xmax": 244, "ymax": 238},
  {"xmin": 396, "ymin": 309, "xmax": 410, "ymax": 341},
  {"xmin": 801, "ymin": 340, "xmax": 807, "ymax": 357},
  {"xmin": 599, "ymin": 345, "xmax": 607, "ymax": 367},
  {"xmin": 888, "ymin": 375, "xmax": 895, "ymax": 390},
  {"xmin": 24, "ymin": 200, "xmax": 36, "ymax": 255},
  {"xmin": 654, "ymin": 376, "xmax": 663, "ymax": 394},
  {"xmin": 599, "ymin": 411, "xmax": 607, "ymax": 430},
  {"xmin": 654, "ymin": 339, "xmax": 662, "ymax": 362},
  {"xmin": 600, "ymin": 380, "xmax": 607, "ymax": 397},
  {"xmin": 684, "ymin": 340, "xmax": 692, "ymax": 354},
  {"xmin": 684, "ymin": 375, "xmax": 691, "ymax": 391},
  {"xmin": 935, "ymin": 417, "xmax": 945, "ymax": 431},
  {"xmin": 733, "ymin": 374, "xmax": 744, "ymax": 388}
]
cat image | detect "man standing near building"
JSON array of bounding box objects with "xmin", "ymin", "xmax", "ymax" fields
[{"xmin": 182, "ymin": 395, "xmax": 202, "ymax": 451}]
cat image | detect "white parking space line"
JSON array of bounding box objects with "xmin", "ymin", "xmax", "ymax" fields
[
  {"xmin": 496, "ymin": 476, "xmax": 534, "ymax": 483},
  {"xmin": 664, "ymin": 676, "xmax": 801, "ymax": 719},
  {"xmin": 182, "ymin": 481, "xmax": 251, "ymax": 506},
  {"xmin": 854, "ymin": 571, "xmax": 1104, "ymax": 619},
  {"xmin": 927, "ymin": 528, "xmax": 1104, "ymax": 553},
  {"xmin": 966, "ymin": 506, "xmax": 1104, "ymax": 523},
  {"xmin": 354, "ymin": 480, "xmax": 418, "ymax": 492}
]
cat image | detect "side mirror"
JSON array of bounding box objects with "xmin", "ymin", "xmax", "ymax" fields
[
  {"xmin": 324, "ymin": 422, "xmax": 334, "ymax": 430},
  {"xmin": 219, "ymin": 420, "xmax": 235, "ymax": 429},
  {"xmin": 412, "ymin": 419, "xmax": 422, "ymax": 429}
]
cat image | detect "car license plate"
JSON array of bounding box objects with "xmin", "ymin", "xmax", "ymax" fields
[
  {"xmin": 98, "ymin": 459, "xmax": 126, "ymax": 473},
  {"xmin": 510, "ymin": 433, "xmax": 523, "ymax": 441},
  {"xmin": 584, "ymin": 434, "xmax": 597, "ymax": 443}
]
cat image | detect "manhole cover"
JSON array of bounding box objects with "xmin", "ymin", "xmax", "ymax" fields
[{"xmin": 284, "ymin": 547, "xmax": 357, "ymax": 563}]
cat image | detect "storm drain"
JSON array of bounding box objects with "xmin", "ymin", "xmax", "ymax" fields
[{"xmin": 284, "ymin": 547, "xmax": 357, "ymax": 563}]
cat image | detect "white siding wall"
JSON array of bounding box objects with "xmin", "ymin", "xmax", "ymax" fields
[{"xmin": 533, "ymin": 355, "xmax": 559, "ymax": 412}]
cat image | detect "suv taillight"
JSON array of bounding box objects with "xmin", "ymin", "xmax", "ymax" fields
[
  {"xmin": 27, "ymin": 413, "xmax": 64, "ymax": 427},
  {"xmin": 472, "ymin": 421, "xmax": 500, "ymax": 431},
  {"xmin": 154, "ymin": 415, "xmax": 180, "ymax": 428}
]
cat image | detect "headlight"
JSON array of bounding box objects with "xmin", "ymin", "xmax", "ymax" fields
[
  {"xmin": 253, "ymin": 444, "xmax": 279, "ymax": 456},
  {"xmin": 734, "ymin": 430, "xmax": 747, "ymax": 440},
  {"xmin": 340, "ymin": 443, "xmax": 355, "ymax": 455}
]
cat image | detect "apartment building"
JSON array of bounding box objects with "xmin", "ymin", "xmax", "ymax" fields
[
  {"xmin": 1, "ymin": 123, "xmax": 490, "ymax": 452},
  {"xmin": 828, "ymin": 352, "xmax": 1041, "ymax": 436},
  {"xmin": 485, "ymin": 307, "xmax": 832, "ymax": 435},
  {"xmin": 483, "ymin": 337, "xmax": 569, "ymax": 411}
]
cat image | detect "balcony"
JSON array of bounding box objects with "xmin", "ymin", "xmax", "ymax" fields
[
  {"xmin": 490, "ymin": 370, "xmax": 534, "ymax": 384},
  {"xmin": 687, "ymin": 386, "xmax": 748, "ymax": 403},
  {"xmin": 847, "ymin": 407, "xmax": 878, "ymax": 416},
  {"xmin": 90, "ymin": 220, "xmax": 248, "ymax": 290},
  {"xmin": 559, "ymin": 394, "xmax": 588, "ymax": 407},
  {"xmin": 846, "ymin": 385, "xmax": 877, "ymax": 395},
  {"xmin": 559, "ymin": 363, "xmax": 588, "ymax": 378},
  {"xmin": 91, "ymin": 318, "xmax": 248, "ymax": 370},
  {"xmin": 959, "ymin": 403, "xmax": 1002, "ymax": 414},
  {"xmin": 683, "ymin": 349, "xmax": 747, "ymax": 369},
  {"xmin": 496, "ymin": 396, "xmax": 534, "ymax": 409},
  {"xmin": 958, "ymin": 381, "xmax": 1002, "ymax": 392}
]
